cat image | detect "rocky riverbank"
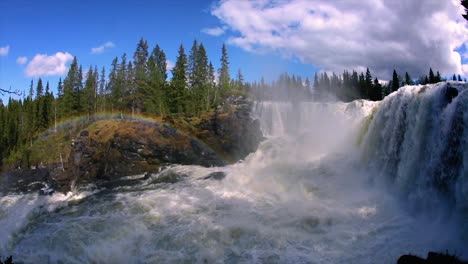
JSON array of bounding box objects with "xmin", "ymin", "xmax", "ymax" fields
[{"xmin": 0, "ymin": 96, "xmax": 263, "ymax": 194}]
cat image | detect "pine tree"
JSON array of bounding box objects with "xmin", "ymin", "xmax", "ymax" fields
[
  {"xmin": 458, "ymin": 74, "xmax": 463, "ymax": 82},
  {"xmin": 62, "ymin": 57, "xmax": 82, "ymax": 117},
  {"xmin": 391, "ymin": 69, "xmax": 400, "ymax": 92},
  {"xmin": 98, "ymin": 67, "xmax": 106, "ymax": 112},
  {"xmin": 35, "ymin": 78, "xmax": 44, "ymax": 128},
  {"xmin": 435, "ymin": 71, "xmax": 441, "ymax": 83},
  {"xmin": 191, "ymin": 43, "xmax": 209, "ymax": 114},
  {"xmin": 169, "ymin": 45, "xmax": 188, "ymax": 114},
  {"xmin": 145, "ymin": 45, "xmax": 167, "ymax": 115},
  {"xmin": 236, "ymin": 69, "xmax": 244, "ymax": 91},
  {"xmin": 83, "ymin": 66, "xmax": 97, "ymax": 119},
  {"xmin": 405, "ymin": 72, "xmax": 413, "ymax": 85},
  {"xmin": 188, "ymin": 40, "xmax": 199, "ymax": 89},
  {"xmin": 207, "ymin": 62, "xmax": 216, "ymax": 110},
  {"xmin": 108, "ymin": 57, "xmax": 119, "ymax": 112},
  {"xmin": 111, "ymin": 53, "xmax": 127, "ymax": 114},
  {"xmin": 429, "ymin": 68, "xmax": 435, "ymax": 84},
  {"xmin": 373, "ymin": 78, "xmax": 383, "ymax": 101},
  {"xmin": 133, "ymin": 38, "xmax": 149, "ymax": 112},
  {"xmin": 364, "ymin": 68, "xmax": 372, "ymax": 99},
  {"xmin": 42, "ymin": 81, "xmax": 52, "ymax": 128},
  {"xmin": 218, "ymin": 43, "xmax": 230, "ymax": 95}
]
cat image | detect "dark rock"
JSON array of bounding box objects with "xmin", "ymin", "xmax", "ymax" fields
[
  {"xmin": 398, "ymin": 252, "xmax": 468, "ymax": 264},
  {"xmin": 196, "ymin": 96, "xmax": 264, "ymax": 162},
  {"xmin": 0, "ymin": 256, "xmax": 13, "ymax": 264},
  {"xmin": 203, "ymin": 171, "xmax": 226, "ymax": 180},
  {"xmin": 62, "ymin": 120, "xmax": 225, "ymax": 192},
  {"xmin": 398, "ymin": 255, "xmax": 426, "ymax": 264},
  {"xmin": 445, "ymin": 85, "xmax": 459, "ymax": 103},
  {"xmin": 0, "ymin": 167, "xmax": 59, "ymax": 194},
  {"xmin": 151, "ymin": 170, "xmax": 188, "ymax": 184},
  {"xmin": 80, "ymin": 130, "xmax": 89, "ymax": 137}
]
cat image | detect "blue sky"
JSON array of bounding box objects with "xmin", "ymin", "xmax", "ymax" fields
[
  {"xmin": 0, "ymin": 0, "xmax": 314, "ymax": 102},
  {"xmin": 1, "ymin": 0, "xmax": 467, "ymax": 102}
]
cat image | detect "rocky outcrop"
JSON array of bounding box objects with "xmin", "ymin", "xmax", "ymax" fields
[
  {"xmin": 0, "ymin": 96, "xmax": 263, "ymax": 193},
  {"xmin": 193, "ymin": 95, "xmax": 263, "ymax": 162},
  {"xmin": 61, "ymin": 120, "xmax": 225, "ymax": 192}
]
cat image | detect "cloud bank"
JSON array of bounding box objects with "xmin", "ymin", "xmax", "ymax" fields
[
  {"xmin": 91, "ymin": 41, "xmax": 115, "ymax": 54},
  {"xmin": 25, "ymin": 52, "xmax": 73, "ymax": 77},
  {"xmin": 211, "ymin": 0, "xmax": 468, "ymax": 78},
  {"xmin": 0, "ymin": 45, "xmax": 10, "ymax": 56}
]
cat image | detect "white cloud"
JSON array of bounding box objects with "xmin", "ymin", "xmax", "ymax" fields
[
  {"xmin": 0, "ymin": 45, "xmax": 9, "ymax": 56},
  {"xmin": 202, "ymin": 26, "xmax": 226, "ymax": 36},
  {"xmin": 25, "ymin": 52, "xmax": 73, "ymax": 77},
  {"xmin": 91, "ymin": 41, "xmax": 115, "ymax": 54},
  {"xmin": 211, "ymin": 0, "xmax": 468, "ymax": 78},
  {"xmin": 166, "ymin": 60, "xmax": 175, "ymax": 71},
  {"xmin": 16, "ymin": 56, "xmax": 27, "ymax": 65}
]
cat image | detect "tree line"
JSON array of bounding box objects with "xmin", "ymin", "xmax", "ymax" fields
[
  {"xmin": 0, "ymin": 38, "xmax": 247, "ymax": 167},
  {"xmin": 1, "ymin": 35, "xmax": 467, "ymax": 166},
  {"xmin": 249, "ymin": 67, "xmax": 466, "ymax": 102}
]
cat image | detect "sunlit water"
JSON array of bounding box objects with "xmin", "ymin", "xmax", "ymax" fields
[{"xmin": 1, "ymin": 83, "xmax": 467, "ymax": 263}]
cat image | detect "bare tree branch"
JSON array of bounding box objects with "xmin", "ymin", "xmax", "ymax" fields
[{"xmin": 0, "ymin": 86, "xmax": 21, "ymax": 96}]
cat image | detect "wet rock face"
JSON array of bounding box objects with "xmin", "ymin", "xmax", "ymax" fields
[
  {"xmin": 63, "ymin": 120, "xmax": 225, "ymax": 192},
  {"xmin": 197, "ymin": 96, "xmax": 264, "ymax": 162},
  {"xmin": 0, "ymin": 164, "xmax": 63, "ymax": 194}
]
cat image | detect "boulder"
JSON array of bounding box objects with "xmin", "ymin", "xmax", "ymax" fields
[{"xmin": 61, "ymin": 120, "xmax": 225, "ymax": 192}]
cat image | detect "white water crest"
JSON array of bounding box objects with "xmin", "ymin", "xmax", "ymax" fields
[{"xmin": 0, "ymin": 82, "xmax": 467, "ymax": 263}]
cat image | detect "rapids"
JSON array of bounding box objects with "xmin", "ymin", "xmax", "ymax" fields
[{"xmin": 0, "ymin": 82, "xmax": 467, "ymax": 263}]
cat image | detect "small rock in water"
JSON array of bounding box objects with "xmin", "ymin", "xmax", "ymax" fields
[
  {"xmin": 203, "ymin": 171, "xmax": 226, "ymax": 181},
  {"xmin": 39, "ymin": 184, "xmax": 55, "ymax": 196}
]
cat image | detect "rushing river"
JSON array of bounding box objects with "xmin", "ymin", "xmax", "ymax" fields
[{"xmin": 0, "ymin": 82, "xmax": 467, "ymax": 263}]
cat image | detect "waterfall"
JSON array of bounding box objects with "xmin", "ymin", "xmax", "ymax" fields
[{"xmin": 360, "ymin": 82, "xmax": 468, "ymax": 213}]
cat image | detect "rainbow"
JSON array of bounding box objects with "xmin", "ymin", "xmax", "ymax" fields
[
  {"xmin": 39, "ymin": 112, "xmax": 166, "ymax": 139},
  {"xmin": 36, "ymin": 112, "xmax": 226, "ymax": 162}
]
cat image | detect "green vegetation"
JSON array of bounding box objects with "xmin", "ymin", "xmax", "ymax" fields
[
  {"xmin": 0, "ymin": 35, "xmax": 466, "ymax": 170},
  {"xmin": 0, "ymin": 38, "xmax": 249, "ymax": 170}
]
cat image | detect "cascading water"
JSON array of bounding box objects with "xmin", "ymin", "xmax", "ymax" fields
[
  {"xmin": 360, "ymin": 82, "xmax": 468, "ymax": 217},
  {"xmin": 0, "ymin": 82, "xmax": 466, "ymax": 263}
]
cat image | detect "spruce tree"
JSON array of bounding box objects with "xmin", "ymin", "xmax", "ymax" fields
[
  {"xmin": 429, "ymin": 68, "xmax": 435, "ymax": 84},
  {"xmin": 191, "ymin": 43, "xmax": 209, "ymax": 114},
  {"xmin": 391, "ymin": 69, "xmax": 400, "ymax": 92},
  {"xmin": 236, "ymin": 69, "xmax": 244, "ymax": 91},
  {"xmin": 146, "ymin": 45, "xmax": 167, "ymax": 115},
  {"xmin": 133, "ymin": 38, "xmax": 149, "ymax": 112},
  {"xmin": 170, "ymin": 45, "xmax": 188, "ymax": 114},
  {"xmin": 405, "ymin": 72, "xmax": 413, "ymax": 85},
  {"xmin": 188, "ymin": 40, "xmax": 199, "ymax": 89},
  {"xmin": 207, "ymin": 62, "xmax": 216, "ymax": 110},
  {"xmin": 364, "ymin": 68, "xmax": 372, "ymax": 99},
  {"xmin": 218, "ymin": 44, "xmax": 230, "ymax": 95}
]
